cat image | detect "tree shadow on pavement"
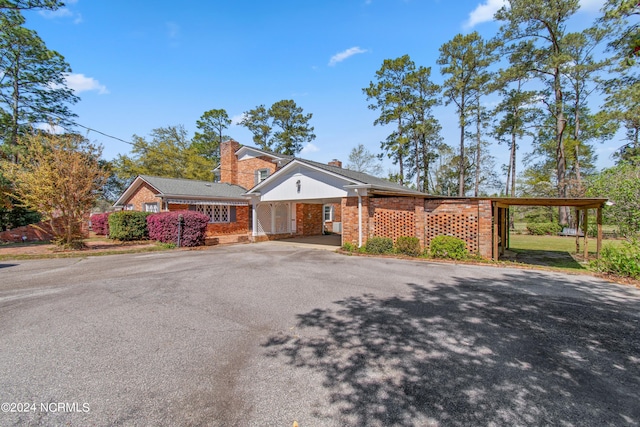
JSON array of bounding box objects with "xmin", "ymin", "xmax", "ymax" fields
[{"xmin": 262, "ymin": 272, "xmax": 640, "ymax": 426}]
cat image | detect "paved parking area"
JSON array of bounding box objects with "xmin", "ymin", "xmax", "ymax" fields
[{"xmin": 1, "ymin": 243, "xmax": 639, "ymax": 426}]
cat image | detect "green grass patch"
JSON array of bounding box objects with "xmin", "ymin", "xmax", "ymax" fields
[
  {"xmin": 507, "ymin": 235, "xmax": 625, "ymax": 270},
  {"xmin": 509, "ymin": 234, "xmax": 623, "ymax": 253}
]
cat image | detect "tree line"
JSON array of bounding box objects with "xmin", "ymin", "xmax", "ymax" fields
[
  {"xmin": 361, "ymin": 0, "xmax": 638, "ymax": 229},
  {"xmin": 1, "ymin": 0, "xmax": 638, "ymax": 239}
]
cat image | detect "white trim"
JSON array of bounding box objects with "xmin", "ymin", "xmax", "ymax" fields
[
  {"xmin": 246, "ymin": 159, "xmax": 362, "ymax": 195},
  {"xmin": 165, "ymin": 199, "xmax": 248, "ymax": 206},
  {"xmin": 236, "ymin": 146, "xmax": 286, "ymax": 162},
  {"xmin": 323, "ymin": 204, "xmax": 334, "ymax": 222}
]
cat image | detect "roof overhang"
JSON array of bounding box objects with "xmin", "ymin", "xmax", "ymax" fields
[
  {"xmin": 236, "ymin": 146, "xmax": 286, "ymax": 162},
  {"xmin": 163, "ymin": 198, "xmax": 248, "ymax": 206},
  {"xmin": 246, "ymin": 159, "xmax": 364, "ymax": 195},
  {"xmin": 489, "ymin": 197, "xmax": 608, "ymax": 209}
]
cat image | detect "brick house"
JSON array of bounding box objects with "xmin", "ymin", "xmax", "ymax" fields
[
  {"xmin": 114, "ymin": 140, "xmax": 607, "ymax": 259},
  {"xmin": 113, "ymin": 175, "xmax": 250, "ymax": 238}
]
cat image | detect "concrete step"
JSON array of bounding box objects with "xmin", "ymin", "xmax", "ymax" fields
[{"xmin": 205, "ymin": 234, "xmax": 250, "ymax": 246}]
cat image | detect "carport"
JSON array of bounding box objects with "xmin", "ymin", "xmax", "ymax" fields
[
  {"xmin": 490, "ymin": 197, "xmax": 608, "ymax": 260},
  {"xmin": 245, "ymin": 159, "xmax": 353, "ymax": 240}
]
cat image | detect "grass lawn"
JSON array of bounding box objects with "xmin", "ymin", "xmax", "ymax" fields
[{"xmin": 506, "ymin": 234, "xmax": 624, "ymax": 270}]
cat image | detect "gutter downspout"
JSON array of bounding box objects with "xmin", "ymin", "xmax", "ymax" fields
[{"xmin": 355, "ymin": 189, "xmax": 363, "ymax": 248}]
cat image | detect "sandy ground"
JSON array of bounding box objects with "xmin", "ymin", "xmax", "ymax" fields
[{"xmin": 0, "ymin": 238, "xmax": 158, "ymax": 257}]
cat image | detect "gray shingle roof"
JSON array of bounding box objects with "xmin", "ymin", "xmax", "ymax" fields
[
  {"xmin": 140, "ymin": 175, "xmax": 247, "ymax": 198},
  {"xmin": 295, "ymin": 159, "xmax": 424, "ymax": 195},
  {"xmin": 240, "ymin": 144, "xmax": 423, "ymax": 195}
]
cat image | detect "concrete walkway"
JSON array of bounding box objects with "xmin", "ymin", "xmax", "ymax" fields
[{"xmin": 260, "ymin": 234, "xmax": 341, "ymax": 251}]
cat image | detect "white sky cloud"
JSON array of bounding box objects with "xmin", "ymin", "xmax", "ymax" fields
[
  {"xmin": 231, "ymin": 113, "xmax": 246, "ymax": 126},
  {"xmin": 579, "ymin": 0, "xmax": 605, "ymax": 13},
  {"xmin": 300, "ymin": 142, "xmax": 319, "ymax": 154},
  {"xmin": 465, "ymin": 0, "xmax": 605, "ymax": 28},
  {"xmin": 464, "ymin": 0, "xmax": 506, "ymax": 29},
  {"xmin": 39, "ymin": 7, "xmax": 72, "ymax": 18},
  {"xmin": 35, "ymin": 123, "xmax": 65, "ymax": 134},
  {"xmin": 39, "ymin": 2, "xmax": 82, "ymax": 23},
  {"xmin": 328, "ymin": 47, "xmax": 368, "ymax": 66},
  {"xmin": 65, "ymin": 73, "xmax": 109, "ymax": 95}
]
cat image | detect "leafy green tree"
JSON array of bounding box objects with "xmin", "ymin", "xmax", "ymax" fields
[
  {"xmin": 598, "ymin": 0, "xmax": 640, "ymax": 66},
  {"xmin": 437, "ymin": 31, "xmax": 496, "ymax": 196},
  {"xmin": 114, "ymin": 125, "xmax": 214, "ymax": 181},
  {"xmin": 1, "ymin": 131, "xmax": 108, "ymax": 247},
  {"xmin": 0, "ymin": 0, "xmax": 62, "ymax": 10},
  {"xmin": 346, "ymin": 143, "xmax": 383, "ymax": 176},
  {"xmin": 492, "ymin": 74, "xmax": 541, "ymax": 197},
  {"xmin": 602, "ymin": 77, "xmax": 640, "ymax": 164},
  {"xmin": 239, "ymin": 104, "xmax": 271, "ymax": 150},
  {"xmin": 240, "ymin": 100, "xmax": 315, "ymax": 155},
  {"xmin": 97, "ymin": 159, "xmax": 128, "ymax": 204},
  {"xmin": 269, "ymin": 99, "xmax": 315, "ymax": 155},
  {"xmin": 588, "ymin": 162, "xmax": 640, "ymax": 236},
  {"xmin": 562, "ymin": 29, "xmax": 609, "ymax": 191},
  {"xmin": 191, "ymin": 108, "xmax": 231, "ymax": 163},
  {"xmin": 405, "ymin": 65, "xmax": 442, "ymax": 192},
  {"xmin": 0, "ymin": 10, "xmax": 78, "ymax": 161},
  {"xmin": 363, "ymin": 55, "xmax": 416, "ymax": 185},
  {"xmin": 496, "ymin": 0, "xmax": 580, "ymax": 225}
]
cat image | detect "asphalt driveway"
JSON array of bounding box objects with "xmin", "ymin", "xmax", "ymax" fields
[{"xmin": 0, "ymin": 243, "xmax": 639, "ymax": 426}]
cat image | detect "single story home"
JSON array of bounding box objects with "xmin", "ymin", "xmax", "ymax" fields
[
  {"xmin": 113, "ymin": 175, "xmax": 250, "ymax": 237},
  {"xmin": 114, "ymin": 140, "xmax": 607, "ymax": 259}
]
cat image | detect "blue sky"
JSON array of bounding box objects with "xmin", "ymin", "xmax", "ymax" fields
[{"xmin": 22, "ymin": 0, "xmax": 616, "ymax": 180}]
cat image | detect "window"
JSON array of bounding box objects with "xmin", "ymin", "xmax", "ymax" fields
[
  {"xmin": 256, "ymin": 168, "xmax": 270, "ymax": 184},
  {"xmin": 196, "ymin": 205, "xmax": 230, "ymax": 223},
  {"xmin": 324, "ymin": 205, "xmax": 333, "ymax": 222},
  {"xmin": 144, "ymin": 202, "xmax": 159, "ymax": 213},
  {"xmin": 124, "ymin": 204, "xmax": 134, "ymax": 211}
]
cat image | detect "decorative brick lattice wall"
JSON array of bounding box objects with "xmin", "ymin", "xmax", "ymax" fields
[
  {"xmin": 424, "ymin": 199, "xmax": 493, "ymax": 257},
  {"xmin": 371, "ymin": 197, "xmax": 417, "ymax": 242},
  {"xmin": 425, "ymin": 212, "xmax": 479, "ymax": 253}
]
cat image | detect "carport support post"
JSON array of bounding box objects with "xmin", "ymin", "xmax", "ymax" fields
[
  {"xmin": 583, "ymin": 208, "xmax": 589, "ymax": 260},
  {"xmin": 597, "ymin": 207, "xmax": 602, "ymax": 258},
  {"xmin": 356, "ymin": 189, "xmax": 363, "ymax": 248},
  {"xmin": 492, "ymin": 202, "xmax": 498, "ymax": 260},
  {"xmin": 575, "ymin": 208, "xmax": 581, "ymax": 254}
]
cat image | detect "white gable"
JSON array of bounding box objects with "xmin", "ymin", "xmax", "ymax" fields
[{"xmin": 256, "ymin": 163, "xmax": 357, "ymax": 202}]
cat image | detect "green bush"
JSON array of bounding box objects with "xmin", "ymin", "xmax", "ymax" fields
[
  {"xmin": 365, "ymin": 236, "xmax": 394, "ymax": 254},
  {"xmin": 395, "ymin": 236, "xmax": 421, "ymax": 257},
  {"xmin": 108, "ymin": 211, "xmax": 151, "ymax": 241},
  {"xmin": 526, "ymin": 222, "xmax": 562, "ymax": 235},
  {"xmin": 429, "ymin": 235, "xmax": 467, "ymax": 260},
  {"xmin": 342, "ymin": 241, "xmax": 356, "ymax": 252},
  {"xmin": 591, "ymin": 239, "xmax": 640, "ymax": 279}
]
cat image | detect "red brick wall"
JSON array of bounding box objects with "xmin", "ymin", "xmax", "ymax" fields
[
  {"xmin": 341, "ymin": 196, "xmax": 370, "ymax": 246},
  {"xmin": 295, "ymin": 203, "xmax": 323, "ymax": 237},
  {"xmin": 168, "ymin": 204, "xmax": 249, "ymax": 237},
  {"xmin": 371, "ymin": 197, "xmax": 418, "ymax": 242},
  {"xmin": 122, "ymin": 183, "xmax": 161, "ymax": 211},
  {"xmin": 220, "ymin": 140, "xmax": 240, "ymax": 185},
  {"xmin": 236, "ymin": 156, "xmax": 278, "ymax": 190},
  {"xmin": 0, "ymin": 217, "xmax": 89, "ymax": 242},
  {"xmin": 205, "ymin": 206, "xmax": 249, "ymax": 236}
]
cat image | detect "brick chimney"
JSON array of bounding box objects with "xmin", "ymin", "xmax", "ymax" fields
[
  {"xmin": 220, "ymin": 139, "xmax": 240, "ymax": 185},
  {"xmin": 328, "ymin": 159, "xmax": 342, "ymax": 168}
]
